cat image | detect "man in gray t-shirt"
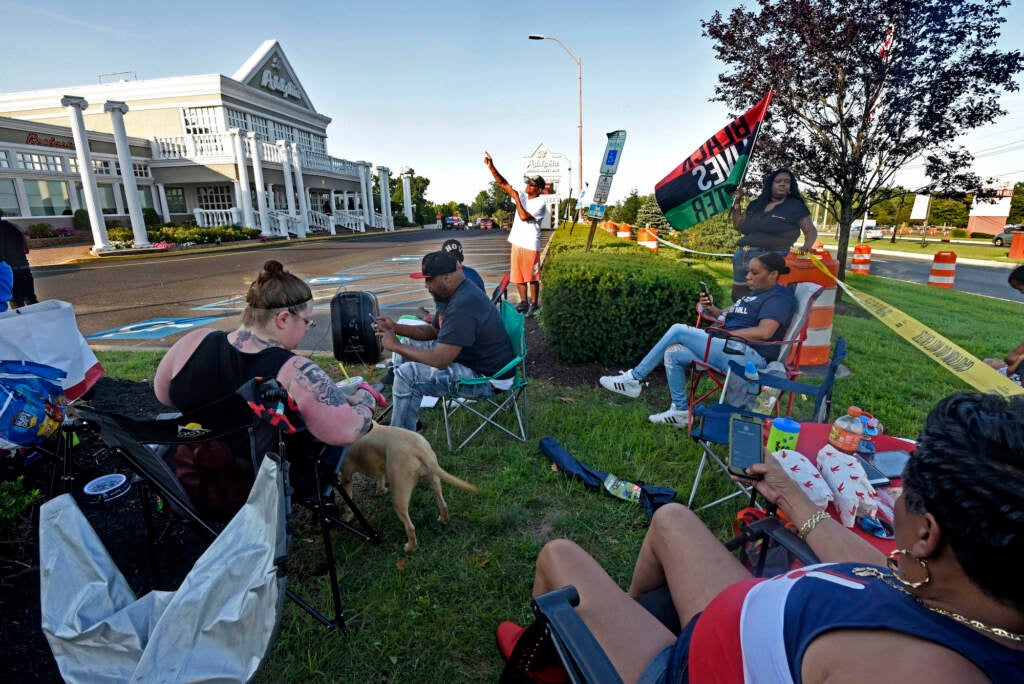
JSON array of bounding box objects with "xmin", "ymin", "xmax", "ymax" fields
[{"xmin": 376, "ymin": 250, "xmax": 515, "ymax": 433}]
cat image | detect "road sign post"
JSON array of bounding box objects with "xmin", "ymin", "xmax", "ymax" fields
[{"xmin": 586, "ymin": 130, "xmax": 626, "ymax": 252}]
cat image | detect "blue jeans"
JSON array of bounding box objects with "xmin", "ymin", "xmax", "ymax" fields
[
  {"xmin": 732, "ymin": 246, "xmax": 790, "ymax": 285},
  {"xmin": 632, "ymin": 323, "xmax": 766, "ymax": 408},
  {"xmin": 390, "ymin": 355, "xmax": 496, "ymax": 432}
]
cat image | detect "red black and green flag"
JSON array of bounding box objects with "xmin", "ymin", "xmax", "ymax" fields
[{"xmin": 655, "ymin": 91, "xmax": 773, "ymax": 231}]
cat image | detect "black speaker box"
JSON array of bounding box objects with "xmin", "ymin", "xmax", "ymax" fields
[{"xmin": 330, "ymin": 291, "xmax": 382, "ymax": 363}]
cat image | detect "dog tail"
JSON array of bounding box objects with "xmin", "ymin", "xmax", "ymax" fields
[{"xmin": 431, "ymin": 465, "xmax": 480, "ymax": 494}]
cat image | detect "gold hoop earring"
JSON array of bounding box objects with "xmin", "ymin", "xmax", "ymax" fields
[{"xmin": 887, "ymin": 548, "xmax": 931, "ymax": 589}]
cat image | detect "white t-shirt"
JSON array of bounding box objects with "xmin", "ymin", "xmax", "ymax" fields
[{"xmin": 507, "ymin": 191, "xmax": 547, "ymax": 251}]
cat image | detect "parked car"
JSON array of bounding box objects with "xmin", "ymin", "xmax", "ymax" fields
[
  {"xmin": 993, "ymin": 225, "xmax": 1024, "ymax": 246},
  {"xmin": 863, "ymin": 227, "xmax": 884, "ymax": 239}
]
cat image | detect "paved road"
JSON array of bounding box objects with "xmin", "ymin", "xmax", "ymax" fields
[
  {"xmin": 35, "ymin": 229, "xmax": 515, "ymax": 353},
  {"xmin": 862, "ymin": 253, "xmax": 1020, "ymax": 302}
]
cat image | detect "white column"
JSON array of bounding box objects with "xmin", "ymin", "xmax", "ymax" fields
[
  {"xmin": 229, "ymin": 128, "xmax": 255, "ymax": 229},
  {"xmin": 358, "ymin": 162, "xmax": 373, "ymax": 228},
  {"xmin": 266, "ymin": 184, "xmax": 275, "ymax": 210},
  {"xmin": 329, "ymin": 189, "xmax": 337, "ymax": 235},
  {"xmin": 402, "ymin": 173, "xmax": 414, "ymax": 223},
  {"xmin": 247, "ymin": 132, "xmax": 272, "ymax": 237},
  {"xmin": 61, "ymin": 95, "xmax": 110, "ymax": 251},
  {"xmin": 156, "ymin": 184, "xmax": 170, "ymax": 222},
  {"xmin": 377, "ymin": 166, "xmax": 393, "ymax": 230},
  {"xmin": 104, "ymin": 101, "xmax": 149, "ymax": 247},
  {"xmin": 291, "ymin": 142, "xmax": 309, "ymax": 237},
  {"xmin": 277, "ymin": 140, "xmax": 296, "ymax": 219}
]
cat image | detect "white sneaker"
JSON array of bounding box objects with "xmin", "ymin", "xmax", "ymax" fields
[
  {"xmin": 649, "ymin": 406, "xmax": 690, "ymax": 428},
  {"xmin": 599, "ymin": 370, "xmax": 642, "ymax": 398}
]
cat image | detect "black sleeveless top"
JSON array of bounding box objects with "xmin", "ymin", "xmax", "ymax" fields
[{"xmin": 168, "ymin": 331, "xmax": 294, "ymax": 412}]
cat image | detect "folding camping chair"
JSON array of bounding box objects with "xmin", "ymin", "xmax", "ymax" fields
[
  {"xmin": 687, "ymin": 281, "xmax": 824, "ymax": 412},
  {"xmin": 68, "ymin": 377, "xmax": 379, "ymax": 632},
  {"xmin": 441, "ymin": 299, "xmax": 529, "ymax": 451},
  {"xmin": 686, "ymin": 337, "xmax": 848, "ymax": 511},
  {"xmin": 40, "ymin": 454, "xmax": 288, "ymax": 683}
]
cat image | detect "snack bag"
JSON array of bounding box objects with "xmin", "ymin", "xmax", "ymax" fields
[
  {"xmin": 816, "ymin": 444, "xmax": 878, "ymax": 527},
  {"xmin": 770, "ymin": 449, "xmax": 833, "ymax": 509},
  {"xmin": 0, "ymin": 360, "xmax": 67, "ymax": 450}
]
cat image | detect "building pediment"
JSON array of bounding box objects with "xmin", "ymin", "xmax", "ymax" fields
[{"xmin": 232, "ymin": 40, "xmax": 316, "ymax": 113}]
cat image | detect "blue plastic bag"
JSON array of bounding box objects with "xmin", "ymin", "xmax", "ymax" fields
[{"xmin": 0, "ymin": 360, "xmax": 67, "ymax": 450}]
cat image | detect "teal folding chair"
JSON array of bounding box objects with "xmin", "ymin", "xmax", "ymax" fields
[{"xmin": 442, "ymin": 300, "xmax": 528, "ymax": 451}]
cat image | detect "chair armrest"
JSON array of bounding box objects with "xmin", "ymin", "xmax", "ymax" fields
[
  {"xmin": 453, "ymin": 355, "xmax": 523, "ymax": 387},
  {"xmin": 531, "ymin": 586, "xmax": 623, "ymax": 684}
]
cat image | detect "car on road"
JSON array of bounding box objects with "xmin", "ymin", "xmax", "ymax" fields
[
  {"xmin": 863, "ymin": 227, "xmax": 884, "ymax": 239},
  {"xmin": 993, "ymin": 225, "xmax": 1024, "ymax": 246}
]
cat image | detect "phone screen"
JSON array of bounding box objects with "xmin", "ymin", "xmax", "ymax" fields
[
  {"xmin": 729, "ymin": 415, "xmax": 764, "ymax": 478},
  {"xmin": 699, "ymin": 281, "xmax": 709, "ymax": 296},
  {"xmin": 872, "ymin": 450, "xmax": 910, "ymax": 478},
  {"xmin": 855, "ymin": 455, "xmax": 891, "ymax": 487}
]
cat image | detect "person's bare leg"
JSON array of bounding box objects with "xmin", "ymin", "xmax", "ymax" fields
[
  {"xmin": 516, "ymin": 282, "xmax": 529, "ymax": 305},
  {"xmin": 627, "ymin": 503, "xmax": 751, "ymax": 626},
  {"xmin": 533, "ymin": 538, "xmax": 677, "ymax": 682}
]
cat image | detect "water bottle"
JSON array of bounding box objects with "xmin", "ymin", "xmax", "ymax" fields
[
  {"xmin": 744, "ymin": 361, "xmax": 760, "ymax": 398},
  {"xmin": 857, "ymin": 415, "xmax": 881, "ymax": 456},
  {"xmin": 828, "ymin": 406, "xmax": 865, "ymax": 453}
]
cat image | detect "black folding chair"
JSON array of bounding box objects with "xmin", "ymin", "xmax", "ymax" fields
[{"xmin": 69, "ymin": 377, "xmax": 379, "ymax": 633}]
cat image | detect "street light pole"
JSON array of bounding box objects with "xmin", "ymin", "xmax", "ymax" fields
[{"xmin": 529, "ymin": 34, "xmax": 582, "ymax": 202}]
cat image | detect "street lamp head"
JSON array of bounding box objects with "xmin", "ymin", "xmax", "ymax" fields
[{"xmin": 528, "ymin": 34, "xmax": 546, "ymax": 40}]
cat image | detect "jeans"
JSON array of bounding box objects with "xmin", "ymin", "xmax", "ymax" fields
[
  {"xmin": 632, "ymin": 323, "xmax": 766, "ymax": 408},
  {"xmin": 390, "ymin": 357, "xmax": 496, "ymax": 432},
  {"xmin": 732, "ymin": 247, "xmax": 790, "ymax": 285}
]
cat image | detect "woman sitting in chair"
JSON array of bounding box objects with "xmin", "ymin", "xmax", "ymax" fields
[
  {"xmin": 599, "ymin": 252, "xmax": 796, "ymax": 428},
  {"xmin": 504, "ymin": 392, "xmax": 1024, "ymax": 682},
  {"xmin": 154, "ymin": 260, "xmax": 377, "ymax": 511}
]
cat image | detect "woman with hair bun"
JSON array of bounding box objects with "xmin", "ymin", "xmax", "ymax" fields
[
  {"xmin": 599, "ymin": 253, "xmax": 795, "ymax": 427},
  {"xmin": 155, "ymin": 259, "xmax": 375, "ymax": 454}
]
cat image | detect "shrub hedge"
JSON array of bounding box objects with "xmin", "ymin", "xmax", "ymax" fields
[
  {"xmin": 542, "ymin": 225, "xmax": 725, "ymax": 364},
  {"xmin": 107, "ymin": 225, "xmax": 260, "ymax": 244}
]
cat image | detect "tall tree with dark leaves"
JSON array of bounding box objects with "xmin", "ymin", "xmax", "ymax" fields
[{"xmin": 702, "ymin": 0, "xmax": 1022, "ymax": 278}]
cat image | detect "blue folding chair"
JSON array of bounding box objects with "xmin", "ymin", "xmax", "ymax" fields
[{"xmin": 687, "ymin": 337, "xmax": 847, "ymax": 510}]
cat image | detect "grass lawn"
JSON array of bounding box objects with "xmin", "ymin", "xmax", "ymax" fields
[{"xmin": 90, "ymin": 272, "xmax": 1024, "ymax": 682}]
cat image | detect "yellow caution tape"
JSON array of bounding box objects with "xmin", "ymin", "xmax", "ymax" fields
[{"xmin": 808, "ymin": 255, "xmax": 1024, "ymax": 397}]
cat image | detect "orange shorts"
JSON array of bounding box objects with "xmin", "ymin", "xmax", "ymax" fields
[{"xmin": 510, "ymin": 245, "xmax": 540, "ymax": 284}]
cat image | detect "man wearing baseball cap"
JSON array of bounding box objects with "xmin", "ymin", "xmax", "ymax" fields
[
  {"xmin": 374, "ymin": 250, "xmax": 515, "ymax": 433},
  {"xmin": 441, "ymin": 238, "xmax": 485, "ymax": 292},
  {"xmin": 484, "ymin": 152, "xmax": 547, "ymax": 317}
]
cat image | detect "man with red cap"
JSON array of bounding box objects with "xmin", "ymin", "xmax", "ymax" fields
[{"xmin": 374, "ymin": 250, "xmax": 516, "ymax": 433}]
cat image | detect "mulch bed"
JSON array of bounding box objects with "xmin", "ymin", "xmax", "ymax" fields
[{"xmin": 1, "ymin": 316, "xmax": 633, "ymax": 680}]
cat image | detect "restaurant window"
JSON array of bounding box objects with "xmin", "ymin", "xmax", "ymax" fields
[
  {"xmin": 182, "ymin": 106, "xmax": 221, "ymax": 135},
  {"xmin": 120, "ymin": 185, "xmax": 154, "ymax": 210},
  {"xmin": 196, "ymin": 185, "xmax": 233, "ymax": 211},
  {"xmin": 165, "ymin": 187, "xmax": 186, "ymax": 213},
  {"xmin": 25, "ymin": 179, "xmax": 71, "ymax": 216},
  {"xmin": 0, "ymin": 150, "xmax": 9, "ymax": 169},
  {"xmin": 225, "ymin": 107, "xmax": 248, "ymax": 132},
  {"xmin": 17, "ymin": 152, "xmax": 63, "ymax": 172},
  {"xmin": 0, "ymin": 179, "xmax": 20, "ymax": 216},
  {"xmin": 250, "ymin": 115, "xmax": 270, "ymax": 141}
]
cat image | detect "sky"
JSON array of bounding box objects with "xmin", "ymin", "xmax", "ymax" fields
[{"xmin": 1, "ymin": 0, "xmax": 1021, "ymax": 206}]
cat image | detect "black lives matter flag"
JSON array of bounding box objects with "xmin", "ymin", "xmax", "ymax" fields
[{"xmin": 655, "ymin": 92, "xmax": 773, "ymax": 231}]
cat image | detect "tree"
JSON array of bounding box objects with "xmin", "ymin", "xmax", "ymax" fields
[
  {"xmin": 1009, "ymin": 182, "xmax": 1024, "ymax": 224},
  {"xmin": 470, "ymin": 190, "xmax": 494, "ymax": 218},
  {"xmin": 387, "ymin": 169, "xmax": 431, "ymax": 224},
  {"xmin": 929, "ymin": 196, "xmax": 969, "ymax": 227},
  {"xmin": 609, "ymin": 188, "xmax": 644, "ymax": 225},
  {"xmin": 703, "ymin": 0, "xmax": 1023, "ymax": 279},
  {"xmin": 634, "ymin": 195, "xmax": 672, "ymax": 231},
  {"xmin": 487, "ymin": 181, "xmax": 514, "ymax": 216}
]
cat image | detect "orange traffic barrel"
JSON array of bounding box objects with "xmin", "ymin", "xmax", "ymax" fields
[
  {"xmin": 928, "ymin": 251, "xmax": 956, "ymax": 288},
  {"xmin": 617, "ymin": 223, "xmax": 633, "ymax": 240},
  {"xmin": 604, "ymin": 221, "xmax": 618, "ymax": 235},
  {"xmin": 778, "ymin": 251, "xmax": 838, "ymax": 367},
  {"xmin": 637, "ymin": 227, "xmax": 658, "ymax": 252},
  {"xmin": 851, "ymin": 244, "xmax": 872, "ymax": 274}
]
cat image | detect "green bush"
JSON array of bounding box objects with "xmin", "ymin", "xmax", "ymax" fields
[
  {"xmin": 142, "ymin": 207, "xmax": 161, "ymax": 226},
  {"xmin": 73, "ymin": 209, "xmax": 90, "ymax": 231},
  {"xmin": 950, "ymin": 228, "xmax": 969, "ymax": 238},
  {"xmin": 106, "ymin": 224, "xmax": 260, "ymax": 245},
  {"xmin": 970, "ymin": 232, "xmax": 993, "ymax": 239},
  {"xmin": 0, "ymin": 476, "xmax": 41, "ymax": 522},
  {"xmin": 679, "ymin": 212, "xmax": 740, "ymax": 260},
  {"xmin": 27, "ymin": 223, "xmax": 54, "ymax": 239},
  {"xmin": 107, "ymin": 227, "xmax": 133, "ymax": 242},
  {"xmin": 542, "ymin": 245, "xmax": 724, "ymax": 365}
]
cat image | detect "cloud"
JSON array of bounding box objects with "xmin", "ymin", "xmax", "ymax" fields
[{"xmin": 4, "ymin": 2, "xmax": 116, "ymax": 33}]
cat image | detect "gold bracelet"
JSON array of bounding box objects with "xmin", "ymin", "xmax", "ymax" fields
[{"xmin": 798, "ymin": 510, "xmax": 831, "ymax": 539}]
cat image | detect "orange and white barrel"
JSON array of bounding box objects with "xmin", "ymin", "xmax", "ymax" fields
[
  {"xmin": 637, "ymin": 227, "xmax": 658, "ymax": 252},
  {"xmin": 779, "ymin": 252, "xmax": 839, "ymax": 368},
  {"xmin": 928, "ymin": 251, "xmax": 957, "ymax": 288},
  {"xmin": 604, "ymin": 221, "xmax": 618, "ymax": 235},
  {"xmin": 851, "ymin": 244, "xmax": 872, "ymax": 274},
  {"xmin": 617, "ymin": 223, "xmax": 633, "ymax": 240}
]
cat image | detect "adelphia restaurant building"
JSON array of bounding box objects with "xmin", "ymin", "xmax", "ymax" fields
[{"xmin": 0, "ymin": 40, "xmax": 397, "ymax": 251}]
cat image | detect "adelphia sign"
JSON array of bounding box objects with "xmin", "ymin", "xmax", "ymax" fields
[{"xmin": 26, "ymin": 132, "xmax": 74, "ymax": 150}]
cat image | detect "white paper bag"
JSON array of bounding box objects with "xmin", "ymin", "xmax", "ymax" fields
[{"xmin": 0, "ymin": 300, "xmax": 104, "ymax": 401}]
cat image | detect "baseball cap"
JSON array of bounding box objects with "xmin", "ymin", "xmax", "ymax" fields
[
  {"xmin": 441, "ymin": 238, "xmax": 465, "ymax": 262},
  {"xmin": 528, "ymin": 175, "xmax": 546, "ymax": 189},
  {"xmin": 410, "ymin": 250, "xmax": 461, "ymax": 279}
]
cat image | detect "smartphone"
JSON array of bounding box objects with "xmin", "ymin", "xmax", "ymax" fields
[
  {"xmin": 872, "ymin": 449, "xmax": 910, "ymax": 479},
  {"xmin": 855, "ymin": 455, "xmax": 891, "ymax": 487},
  {"xmin": 728, "ymin": 413, "xmax": 765, "ymax": 479},
  {"xmin": 699, "ymin": 281, "xmax": 710, "ymax": 297}
]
